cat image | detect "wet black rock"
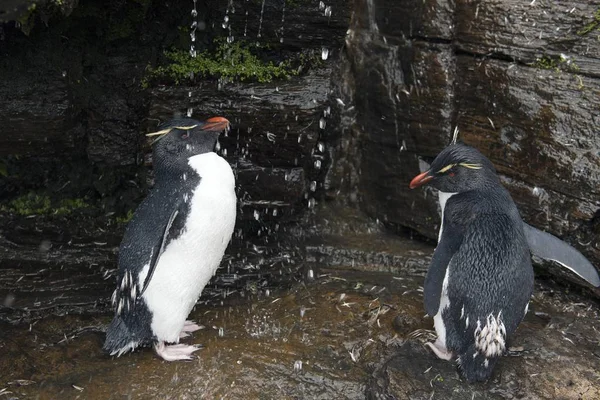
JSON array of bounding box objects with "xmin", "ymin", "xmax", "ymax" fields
[{"xmin": 326, "ymin": 0, "xmax": 600, "ymax": 291}]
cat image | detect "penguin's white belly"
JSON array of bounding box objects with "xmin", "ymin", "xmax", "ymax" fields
[
  {"xmin": 141, "ymin": 153, "xmax": 236, "ymax": 343},
  {"xmin": 433, "ymin": 191, "xmax": 457, "ymax": 349}
]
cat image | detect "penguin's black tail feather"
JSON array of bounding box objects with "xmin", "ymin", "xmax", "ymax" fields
[
  {"xmin": 103, "ymin": 316, "xmax": 145, "ymax": 357},
  {"xmin": 457, "ymin": 343, "xmax": 499, "ymax": 383}
]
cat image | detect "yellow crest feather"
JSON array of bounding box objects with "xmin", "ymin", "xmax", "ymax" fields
[{"xmin": 459, "ymin": 162, "xmax": 482, "ymax": 170}]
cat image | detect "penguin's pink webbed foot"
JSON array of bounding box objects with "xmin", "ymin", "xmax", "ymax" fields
[
  {"xmin": 178, "ymin": 320, "xmax": 203, "ymax": 339},
  {"xmin": 426, "ymin": 340, "xmax": 453, "ymax": 361},
  {"xmin": 154, "ymin": 342, "xmax": 201, "ymax": 361}
]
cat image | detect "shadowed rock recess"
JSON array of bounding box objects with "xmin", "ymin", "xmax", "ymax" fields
[{"xmin": 1, "ymin": 0, "xmax": 600, "ymax": 398}]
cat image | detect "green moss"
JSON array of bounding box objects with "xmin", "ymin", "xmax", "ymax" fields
[
  {"xmin": 143, "ymin": 39, "xmax": 299, "ymax": 87},
  {"xmin": 15, "ymin": 2, "xmax": 38, "ymax": 35},
  {"xmin": 116, "ymin": 209, "xmax": 135, "ymax": 224},
  {"xmin": 577, "ymin": 10, "xmax": 600, "ymax": 36},
  {"xmin": 533, "ymin": 56, "xmax": 559, "ymax": 70},
  {"xmin": 532, "ymin": 55, "xmax": 579, "ymax": 73},
  {"xmin": 0, "ymin": 193, "xmax": 90, "ymax": 216}
]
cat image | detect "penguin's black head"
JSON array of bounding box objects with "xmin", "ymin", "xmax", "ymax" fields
[
  {"xmin": 148, "ymin": 116, "xmax": 229, "ymax": 166},
  {"xmin": 409, "ymin": 143, "xmax": 498, "ymax": 192}
]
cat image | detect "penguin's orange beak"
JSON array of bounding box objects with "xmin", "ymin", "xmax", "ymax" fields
[
  {"xmin": 409, "ymin": 171, "xmax": 433, "ymax": 189},
  {"xmin": 202, "ymin": 117, "xmax": 230, "ymax": 132}
]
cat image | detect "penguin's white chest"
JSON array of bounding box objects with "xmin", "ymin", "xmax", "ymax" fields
[
  {"xmin": 141, "ymin": 152, "xmax": 236, "ymax": 342},
  {"xmin": 437, "ymin": 191, "xmax": 457, "ymax": 243}
]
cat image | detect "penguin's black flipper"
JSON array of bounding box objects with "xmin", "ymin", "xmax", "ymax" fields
[
  {"xmin": 139, "ymin": 201, "xmax": 187, "ymax": 297},
  {"xmin": 524, "ymin": 223, "xmax": 600, "ymax": 287},
  {"xmin": 424, "ymin": 219, "xmax": 465, "ymax": 316}
]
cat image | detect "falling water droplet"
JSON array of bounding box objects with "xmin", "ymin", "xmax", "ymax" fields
[
  {"xmin": 227, "ymin": 35, "xmax": 234, "ymax": 43},
  {"xmin": 257, "ymin": 0, "xmax": 266, "ymax": 38},
  {"xmin": 318, "ymin": 1, "xmax": 325, "ymax": 11},
  {"xmin": 294, "ymin": 360, "xmax": 303, "ymax": 371},
  {"xmin": 324, "ymin": 6, "xmax": 332, "ymax": 17},
  {"xmin": 317, "ymin": 142, "xmax": 325, "ymax": 152},
  {"xmin": 310, "ymin": 181, "xmax": 317, "ymax": 192},
  {"xmin": 307, "ymin": 269, "xmax": 314, "ymax": 280},
  {"xmin": 319, "ymin": 118, "xmax": 326, "ymax": 129},
  {"xmin": 314, "ymin": 159, "xmax": 322, "ymax": 169},
  {"xmin": 321, "ymin": 47, "xmax": 329, "ymax": 60},
  {"xmin": 308, "ymin": 198, "xmax": 316, "ymax": 208},
  {"xmin": 38, "ymin": 240, "xmax": 52, "ymax": 253},
  {"xmin": 218, "ymin": 327, "xmax": 224, "ymax": 337},
  {"xmin": 253, "ymin": 210, "xmax": 260, "ymax": 221},
  {"xmin": 300, "ymin": 306, "xmax": 306, "ymax": 318},
  {"xmin": 61, "ymin": 71, "xmax": 67, "ymax": 77},
  {"xmin": 187, "ymin": 107, "xmax": 193, "ymax": 117},
  {"xmin": 272, "ymin": 208, "xmax": 278, "ymax": 216}
]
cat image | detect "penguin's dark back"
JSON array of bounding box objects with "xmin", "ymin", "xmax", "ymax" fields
[
  {"xmin": 445, "ymin": 187, "xmax": 533, "ymax": 333},
  {"xmin": 118, "ymin": 175, "xmax": 200, "ymax": 276}
]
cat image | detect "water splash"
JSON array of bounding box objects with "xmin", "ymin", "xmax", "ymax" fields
[
  {"xmin": 279, "ymin": 0, "xmax": 286, "ymax": 43},
  {"xmin": 257, "ymin": 0, "xmax": 266, "ymax": 38},
  {"xmin": 188, "ymin": 0, "xmax": 198, "ymax": 117},
  {"xmin": 190, "ymin": 0, "xmax": 198, "ymax": 58},
  {"xmin": 293, "ymin": 360, "xmax": 303, "ymax": 372},
  {"xmin": 224, "ymin": 1, "xmax": 236, "ymax": 43},
  {"xmin": 366, "ymin": 0, "xmax": 379, "ymax": 32}
]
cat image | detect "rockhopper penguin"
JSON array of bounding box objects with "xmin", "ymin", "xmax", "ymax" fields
[
  {"xmin": 409, "ymin": 142, "xmax": 534, "ymax": 382},
  {"xmin": 103, "ymin": 117, "xmax": 236, "ymax": 361}
]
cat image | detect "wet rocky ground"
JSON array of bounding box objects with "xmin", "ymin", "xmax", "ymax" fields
[{"xmin": 1, "ymin": 231, "xmax": 599, "ymax": 400}]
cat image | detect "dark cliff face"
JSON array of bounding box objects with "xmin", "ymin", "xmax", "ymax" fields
[
  {"xmin": 0, "ymin": 0, "xmax": 598, "ymax": 293},
  {"xmin": 326, "ymin": 0, "xmax": 600, "ymax": 291},
  {"xmin": 0, "ymin": 0, "xmax": 347, "ymax": 223}
]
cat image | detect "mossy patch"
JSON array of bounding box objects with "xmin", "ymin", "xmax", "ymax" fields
[
  {"xmin": 115, "ymin": 209, "xmax": 135, "ymax": 224},
  {"xmin": 532, "ymin": 54, "xmax": 579, "ymax": 73},
  {"xmin": 0, "ymin": 193, "xmax": 90, "ymax": 216},
  {"xmin": 143, "ymin": 39, "xmax": 299, "ymax": 87},
  {"xmin": 577, "ymin": 9, "xmax": 600, "ymax": 36}
]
